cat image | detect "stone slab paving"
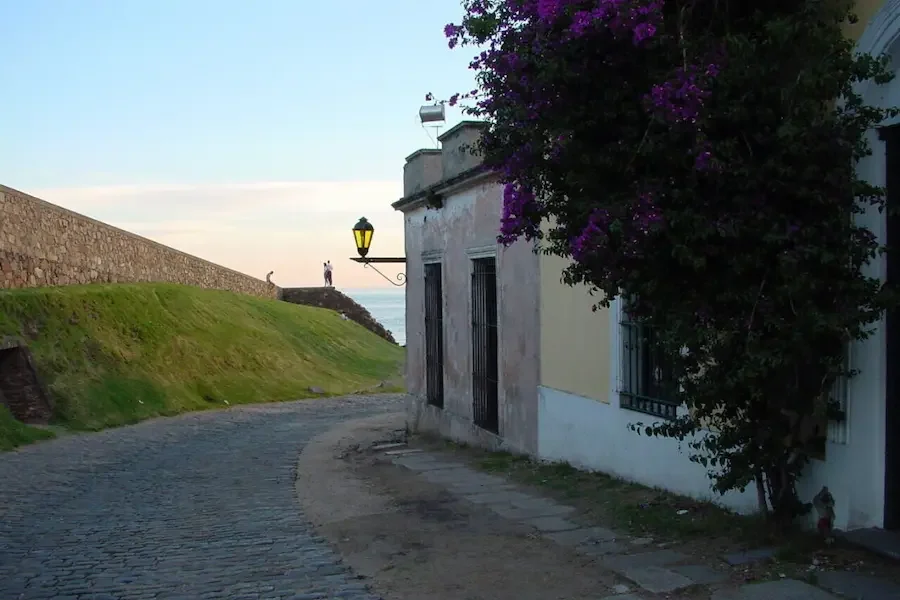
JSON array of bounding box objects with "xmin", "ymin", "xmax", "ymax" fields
[
  {"xmin": 578, "ymin": 540, "xmax": 629, "ymax": 557},
  {"xmin": 621, "ymin": 565, "xmax": 694, "ymax": 593},
  {"xmin": 817, "ymin": 570, "xmax": 900, "ymax": 599},
  {"xmin": 462, "ymin": 490, "xmax": 526, "ymax": 504},
  {"xmin": 598, "ymin": 549, "xmax": 688, "ymax": 571},
  {"xmin": 390, "ymin": 449, "xmax": 866, "ymax": 600},
  {"xmin": 524, "ymin": 515, "xmax": 581, "ymax": 532},
  {"xmin": 490, "ymin": 503, "xmax": 574, "ymax": 520},
  {"xmin": 509, "ymin": 494, "xmax": 575, "ymax": 512},
  {"xmin": 711, "ymin": 579, "xmax": 839, "ymax": 599},
  {"xmin": 0, "ymin": 394, "xmax": 405, "ymax": 600},
  {"xmin": 841, "ymin": 528, "xmax": 900, "ymax": 562},
  {"xmin": 382, "ymin": 448, "xmax": 421, "ymax": 456},
  {"xmin": 723, "ymin": 547, "xmax": 777, "ymax": 566},
  {"xmin": 390, "ymin": 455, "xmax": 457, "ymax": 471},
  {"xmin": 419, "ymin": 466, "xmax": 488, "ymax": 484},
  {"xmin": 371, "ymin": 443, "xmax": 406, "ymax": 452},
  {"xmin": 670, "ymin": 564, "xmax": 730, "ymax": 585},
  {"xmin": 446, "ymin": 481, "xmax": 515, "ymax": 495},
  {"xmin": 628, "ymin": 537, "xmax": 654, "ymax": 546},
  {"xmin": 543, "ymin": 526, "xmax": 617, "ymax": 547},
  {"xmin": 388, "ymin": 450, "xmax": 703, "ymax": 595}
]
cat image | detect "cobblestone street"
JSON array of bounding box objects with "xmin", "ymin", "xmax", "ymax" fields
[{"xmin": 0, "ymin": 394, "xmax": 404, "ymax": 600}]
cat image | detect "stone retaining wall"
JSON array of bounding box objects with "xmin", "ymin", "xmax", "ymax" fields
[{"xmin": 0, "ymin": 185, "xmax": 277, "ymax": 298}]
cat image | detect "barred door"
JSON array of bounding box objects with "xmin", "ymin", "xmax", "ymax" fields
[
  {"xmin": 424, "ymin": 262, "xmax": 444, "ymax": 408},
  {"xmin": 471, "ymin": 257, "xmax": 499, "ymax": 433}
]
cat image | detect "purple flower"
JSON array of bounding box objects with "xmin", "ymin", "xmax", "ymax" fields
[
  {"xmin": 499, "ymin": 182, "xmax": 543, "ymax": 245},
  {"xmin": 632, "ymin": 21, "xmax": 656, "ymax": 44},
  {"xmin": 536, "ymin": 0, "xmax": 566, "ymax": 21},
  {"xmin": 527, "ymin": 0, "xmax": 663, "ymax": 42},
  {"xmin": 645, "ymin": 67, "xmax": 713, "ymax": 124},
  {"xmin": 631, "ymin": 192, "xmax": 664, "ymax": 234},
  {"xmin": 694, "ymin": 150, "xmax": 713, "ymax": 170},
  {"xmin": 444, "ymin": 23, "xmax": 462, "ymax": 48},
  {"xmin": 571, "ymin": 209, "xmax": 611, "ymax": 261}
]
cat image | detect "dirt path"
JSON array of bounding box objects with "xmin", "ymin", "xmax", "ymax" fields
[{"xmin": 296, "ymin": 413, "xmax": 653, "ymax": 600}]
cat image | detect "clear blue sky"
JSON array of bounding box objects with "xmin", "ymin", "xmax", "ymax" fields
[{"xmin": 0, "ymin": 0, "xmax": 477, "ymax": 287}]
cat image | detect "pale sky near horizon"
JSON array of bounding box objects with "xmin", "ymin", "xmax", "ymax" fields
[{"xmin": 0, "ymin": 0, "xmax": 478, "ymax": 288}]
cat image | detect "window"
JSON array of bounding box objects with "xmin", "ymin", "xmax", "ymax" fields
[
  {"xmin": 424, "ymin": 262, "xmax": 444, "ymax": 408},
  {"xmin": 619, "ymin": 303, "xmax": 679, "ymax": 419},
  {"xmin": 471, "ymin": 256, "xmax": 499, "ymax": 433},
  {"xmin": 826, "ymin": 346, "xmax": 851, "ymax": 445}
]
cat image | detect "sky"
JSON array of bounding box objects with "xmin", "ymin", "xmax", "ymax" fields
[{"xmin": 0, "ymin": 0, "xmax": 478, "ymax": 288}]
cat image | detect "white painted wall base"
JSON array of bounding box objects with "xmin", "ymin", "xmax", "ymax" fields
[
  {"xmin": 536, "ymin": 384, "xmax": 887, "ymax": 531},
  {"xmin": 536, "ymin": 385, "xmax": 760, "ymax": 514}
]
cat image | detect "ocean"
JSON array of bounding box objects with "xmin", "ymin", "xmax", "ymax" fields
[{"xmin": 342, "ymin": 288, "xmax": 406, "ymax": 346}]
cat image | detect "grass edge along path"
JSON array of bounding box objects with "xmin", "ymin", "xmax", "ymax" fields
[
  {"xmin": 0, "ymin": 405, "xmax": 55, "ymax": 451},
  {"xmin": 0, "ymin": 283, "xmax": 404, "ymax": 449}
]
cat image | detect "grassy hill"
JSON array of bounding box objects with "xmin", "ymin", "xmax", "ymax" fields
[{"xmin": 0, "ymin": 283, "xmax": 404, "ymax": 448}]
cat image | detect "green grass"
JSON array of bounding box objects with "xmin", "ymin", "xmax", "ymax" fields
[
  {"xmin": 471, "ymin": 449, "xmax": 763, "ymax": 542},
  {"xmin": 0, "ymin": 405, "xmax": 55, "ymax": 450},
  {"xmin": 0, "ymin": 283, "xmax": 405, "ymax": 441}
]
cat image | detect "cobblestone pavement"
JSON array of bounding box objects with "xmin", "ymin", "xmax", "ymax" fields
[{"xmin": 0, "ymin": 394, "xmax": 405, "ymax": 600}]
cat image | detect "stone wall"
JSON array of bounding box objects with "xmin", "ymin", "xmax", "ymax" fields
[
  {"xmin": 0, "ymin": 185, "xmax": 277, "ymax": 298},
  {"xmin": 281, "ymin": 287, "xmax": 397, "ymax": 344}
]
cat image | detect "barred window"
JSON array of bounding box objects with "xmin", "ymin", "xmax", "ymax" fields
[
  {"xmin": 619, "ymin": 306, "xmax": 680, "ymax": 420},
  {"xmin": 826, "ymin": 346, "xmax": 851, "ymax": 445}
]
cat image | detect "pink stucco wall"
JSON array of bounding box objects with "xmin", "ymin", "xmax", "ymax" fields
[{"xmin": 402, "ymin": 175, "xmax": 541, "ymax": 454}]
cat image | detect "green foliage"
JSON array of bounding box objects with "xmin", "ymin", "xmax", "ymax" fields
[
  {"xmin": 0, "ymin": 283, "xmax": 404, "ymax": 434},
  {"xmin": 0, "ymin": 405, "xmax": 55, "ymax": 451},
  {"xmin": 449, "ymin": 0, "xmax": 900, "ymax": 525}
]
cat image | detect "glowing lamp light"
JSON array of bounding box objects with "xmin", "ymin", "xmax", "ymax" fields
[{"xmin": 353, "ymin": 217, "xmax": 374, "ymax": 258}]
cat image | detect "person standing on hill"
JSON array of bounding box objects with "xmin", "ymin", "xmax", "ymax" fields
[{"xmin": 324, "ymin": 261, "xmax": 333, "ymax": 287}]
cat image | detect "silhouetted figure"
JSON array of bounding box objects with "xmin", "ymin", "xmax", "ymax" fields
[{"xmin": 324, "ymin": 261, "xmax": 333, "ymax": 287}]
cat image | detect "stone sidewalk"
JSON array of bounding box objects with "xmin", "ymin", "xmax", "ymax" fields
[{"xmin": 381, "ymin": 445, "xmax": 895, "ymax": 600}]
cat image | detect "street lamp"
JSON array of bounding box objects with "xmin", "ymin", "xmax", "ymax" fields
[
  {"xmin": 349, "ymin": 217, "xmax": 407, "ymax": 286},
  {"xmin": 352, "ymin": 217, "xmax": 374, "ymax": 258}
]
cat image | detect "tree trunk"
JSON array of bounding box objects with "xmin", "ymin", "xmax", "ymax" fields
[{"xmin": 755, "ymin": 472, "xmax": 769, "ymax": 518}]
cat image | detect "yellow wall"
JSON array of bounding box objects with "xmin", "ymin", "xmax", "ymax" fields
[
  {"xmin": 847, "ymin": 0, "xmax": 885, "ymax": 41},
  {"xmin": 539, "ymin": 252, "xmax": 612, "ymax": 402}
]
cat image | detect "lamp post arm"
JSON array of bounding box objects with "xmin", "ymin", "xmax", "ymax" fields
[{"xmin": 361, "ymin": 261, "xmax": 406, "ymax": 287}]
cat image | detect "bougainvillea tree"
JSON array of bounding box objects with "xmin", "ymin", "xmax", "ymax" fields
[{"xmin": 443, "ymin": 0, "xmax": 898, "ymax": 525}]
